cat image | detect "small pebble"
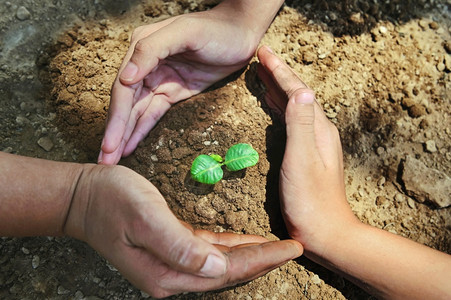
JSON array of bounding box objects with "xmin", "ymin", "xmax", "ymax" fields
[
  {"xmin": 349, "ymin": 12, "xmax": 363, "ymax": 24},
  {"xmin": 16, "ymin": 6, "xmax": 31, "ymax": 20},
  {"xmin": 444, "ymin": 40, "xmax": 451, "ymax": 54},
  {"xmin": 74, "ymin": 291, "xmax": 84, "ymax": 300},
  {"xmin": 375, "ymin": 196, "xmax": 388, "ymax": 206},
  {"xmin": 376, "ymin": 146, "xmax": 385, "ymax": 156},
  {"xmin": 444, "ymin": 55, "xmax": 451, "ymax": 71},
  {"xmin": 418, "ymin": 19, "xmax": 428, "ymax": 29},
  {"xmin": 425, "ymin": 140, "xmax": 437, "ymax": 153},
  {"xmin": 16, "ymin": 116, "xmax": 29, "ymax": 126},
  {"xmin": 32, "ymin": 255, "xmax": 40, "ymax": 269},
  {"xmin": 401, "ymin": 97, "xmax": 415, "ymax": 108},
  {"xmin": 419, "ymin": 119, "xmax": 429, "ymax": 129},
  {"xmin": 57, "ymin": 285, "xmax": 70, "ymax": 295},
  {"xmin": 150, "ymin": 155, "xmax": 158, "ymax": 162},
  {"xmin": 325, "ymin": 110, "xmax": 337, "ymax": 119},
  {"xmin": 302, "ymin": 52, "xmax": 316, "ymax": 64},
  {"xmin": 379, "ymin": 26, "xmax": 388, "ymax": 34},
  {"xmin": 408, "ymin": 104, "xmax": 426, "ymax": 118},
  {"xmin": 394, "ymin": 193, "xmax": 404, "ymax": 203},
  {"xmin": 37, "ymin": 137, "xmax": 54, "ymax": 152},
  {"xmin": 311, "ymin": 274, "xmax": 321, "ymax": 284},
  {"xmin": 329, "ymin": 12, "xmax": 337, "ymax": 21},
  {"xmin": 407, "ymin": 198, "xmax": 416, "ymax": 209},
  {"xmin": 377, "ymin": 176, "xmax": 386, "ymax": 187},
  {"xmin": 429, "ymin": 21, "xmax": 439, "ymax": 30},
  {"xmin": 21, "ymin": 247, "xmax": 30, "ymax": 255}
]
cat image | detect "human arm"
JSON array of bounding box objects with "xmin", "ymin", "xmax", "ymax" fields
[
  {"xmin": 256, "ymin": 45, "xmax": 451, "ymax": 299},
  {"xmin": 0, "ymin": 151, "xmax": 302, "ymax": 298},
  {"xmin": 99, "ymin": 0, "xmax": 284, "ymax": 165}
]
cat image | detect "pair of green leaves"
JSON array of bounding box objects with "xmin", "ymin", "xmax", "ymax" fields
[{"xmin": 190, "ymin": 143, "xmax": 259, "ymax": 184}]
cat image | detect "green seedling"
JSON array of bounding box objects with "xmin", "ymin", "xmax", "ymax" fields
[{"xmin": 190, "ymin": 143, "xmax": 259, "ymax": 184}]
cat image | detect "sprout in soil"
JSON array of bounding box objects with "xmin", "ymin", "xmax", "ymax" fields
[{"xmin": 190, "ymin": 143, "xmax": 259, "ymax": 184}]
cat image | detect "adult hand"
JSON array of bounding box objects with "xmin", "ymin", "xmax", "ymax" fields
[
  {"xmin": 257, "ymin": 46, "xmax": 359, "ymax": 255},
  {"xmin": 65, "ymin": 164, "xmax": 303, "ymax": 298},
  {"xmin": 99, "ymin": 0, "xmax": 284, "ymax": 165}
]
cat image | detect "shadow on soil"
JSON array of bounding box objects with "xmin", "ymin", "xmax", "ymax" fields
[{"xmin": 285, "ymin": 0, "xmax": 445, "ymax": 36}]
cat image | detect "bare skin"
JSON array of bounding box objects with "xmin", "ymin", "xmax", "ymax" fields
[
  {"xmin": 257, "ymin": 45, "xmax": 451, "ymax": 300},
  {"xmin": 0, "ymin": 151, "xmax": 302, "ymax": 298},
  {"xmin": 99, "ymin": 0, "xmax": 284, "ymax": 165}
]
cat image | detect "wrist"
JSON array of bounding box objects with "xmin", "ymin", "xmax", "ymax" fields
[
  {"xmin": 211, "ymin": 0, "xmax": 283, "ymax": 48},
  {"xmin": 63, "ymin": 163, "xmax": 98, "ymax": 241},
  {"xmin": 302, "ymin": 212, "xmax": 362, "ymax": 260},
  {"xmin": 303, "ymin": 216, "xmax": 366, "ymax": 266}
]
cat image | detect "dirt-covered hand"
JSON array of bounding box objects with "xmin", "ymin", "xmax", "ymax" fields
[
  {"xmin": 98, "ymin": 9, "xmax": 261, "ymax": 165},
  {"xmin": 64, "ymin": 164, "xmax": 303, "ymax": 298},
  {"xmin": 257, "ymin": 46, "xmax": 359, "ymax": 255}
]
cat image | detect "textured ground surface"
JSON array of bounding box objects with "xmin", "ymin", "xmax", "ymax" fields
[{"xmin": 0, "ymin": 0, "xmax": 450, "ymax": 299}]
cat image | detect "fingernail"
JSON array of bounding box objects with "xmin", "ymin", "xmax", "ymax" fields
[
  {"xmin": 295, "ymin": 93, "xmax": 315, "ymax": 104},
  {"xmin": 265, "ymin": 46, "xmax": 274, "ymax": 54},
  {"xmin": 120, "ymin": 61, "xmax": 138, "ymax": 81},
  {"xmin": 199, "ymin": 254, "xmax": 227, "ymax": 278},
  {"xmin": 97, "ymin": 151, "xmax": 103, "ymax": 164}
]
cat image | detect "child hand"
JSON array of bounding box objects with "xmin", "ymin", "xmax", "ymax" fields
[{"xmin": 257, "ymin": 46, "xmax": 359, "ymax": 255}]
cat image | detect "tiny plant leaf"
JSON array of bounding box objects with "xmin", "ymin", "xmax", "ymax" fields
[
  {"xmin": 224, "ymin": 143, "xmax": 259, "ymax": 171},
  {"xmin": 209, "ymin": 154, "xmax": 223, "ymax": 163},
  {"xmin": 190, "ymin": 143, "xmax": 259, "ymax": 184},
  {"xmin": 190, "ymin": 154, "xmax": 223, "ymax": 184}
]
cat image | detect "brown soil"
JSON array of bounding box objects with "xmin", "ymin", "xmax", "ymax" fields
[{"xmin": 0, "ymin": 0, "xmax": 450, "ymax": 299}]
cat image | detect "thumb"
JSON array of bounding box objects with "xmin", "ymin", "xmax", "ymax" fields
[
  {"xmin": 119, "ymin": 19, "xmax": 194, "ymax": 85},
  {"xmin": 164, "ymin": 225, "xmax": 228, "ymax": 278},
  {"xmin": 284, "ymin": 92, "xmax": 323, "ymax": 171},
  {"xmin": 136, "ymin": 201, "xmax": 228, "ymax": 278}
]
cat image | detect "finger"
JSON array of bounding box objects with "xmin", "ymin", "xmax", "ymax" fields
[
  {"xmin": 225, "ymin": 240, "xmax": 303, "ymax": 283},
  {"xmin": 117, "ymin": 92, "xmax": 156, "ymax": 157},
  {"xmin": 98, "ymin": 138, "xmax": 126, "ymax": 165},
  {"xmin": 285, "ymin": 92, "xmax": 322, "ymax": 167},
  {"xmin": 122, "ymin": 61, "xmax": 204, "ymax": 157},
  {"xmin": 257, "ymin": 63, "xmax": 286, "ymax": 117},
  {"xmin": 257, "ymin": 46, "xmax": 331, "ymax": 124},
  {"xmin": 257, "ymin": 46, "xmax": 324, "ymax": 171},
  {"xmin": 100, "ymin": 91, "xmax": 155, "ymax": 165},
  {"xmin": 193, "ymin": 229, "xmax": 269, "ymax": 247},
  {"xmin": 122, "ymin": 94, "xmax": 171, "ymax": 157},
  {"xmin": 99, "ymin": 80, "xmax": 140, "ymax": 163},
  {"xmin": 257, "ymin": 46, "xmax": 311, "ymax": 99},
  {"xmin": 161, "ymin": 239, "xmax": 303, "ymax": 294},
  {"xmin": 311, "ymin": 103, "xmax": 344, "ymax": 170},
  {"xmin": 120, "ymin": 18, "xmax": 198, "ymax": 85}
]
